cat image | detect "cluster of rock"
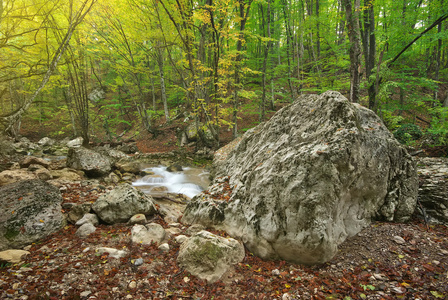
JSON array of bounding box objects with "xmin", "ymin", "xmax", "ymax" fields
[{"xmin": 183, "ymin": 91, "xmax": 419, "ymax": 265}]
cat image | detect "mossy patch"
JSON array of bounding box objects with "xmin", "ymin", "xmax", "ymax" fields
[{"xmin": 191, "ymin": 240, "xmax": 223, "ymax": 267}]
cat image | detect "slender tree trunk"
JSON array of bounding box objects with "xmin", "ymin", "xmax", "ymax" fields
[
  {"xmin": 156, "ymin": 46, "xmax": 170, "ymax": 123},
  {"xmin": 361, "ymin": 0, "xmax": 376, "ymax": 109},
  {"xmin": 342, "ymin": 0, "xmax": 362, "ymax": 103},
  {"xmin": 260, "ymin": 0, "xmax": 271, "ymax": 122}
]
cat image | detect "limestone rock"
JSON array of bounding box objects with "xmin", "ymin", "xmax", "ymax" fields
[
  {"xmin": 131, "ymin": 223, "xmax": 165, "ymax": 245},
  {"xmin": 67, "ymin": 147, "xmax": 112, "ymax": 177},
  {"xmin": 0, "ymin": 169, "xmax": 36, "ymax": 186},
  {"xmin": 183, "ymin": 91, "xmax": 417, "ymax": 265},
  {"xmin": 92, "ymin": 184, "xmax": 157, "ymax": 224},
  {"xmin": 96, "ymin": 247, "xmax": 128, "ymax": 259},
  {"xmin": 417, "ymin": 157, "xmax": 448, "ymax": 224},
  {"xmin": 0, "ymin": 250, "xmax": 30, "ymax": 264},
  {"xmin": 20, "ymin": 156, "xmax": 50, "ymax": 168},
  {"xmin": 177, "ymin": 230, "xmax": 245, "ymax": 283},
  {"xmin": 67, "ymin": 137, "xmax": 83, "ymax": 148},
  {"xmin": 50, "ymin": 168, "xmax": 84, "ymax": 181},
  {"xmin": 115, "ymin": 161, "xmax": 142, "ymax": 174},
  {"xmin": 67, "ymin": 203, "xmax": 92, "ymax": 224},
  {"xmin": 76, "ymin": 213, "xmax": 99, "ymax": 226},
  {"xmin": 128, "ymin": 214, "xmax": 147, "ymax": 225},
  {"xmin": 0, "ymin": 180, "xmax": 64, "ymax": 251},
  {"xmin": 75, "ymin": 223, "xmax": 96, "ymax": 238},
  {"xmin": 38, "ymin": 137, "xmax": 55, "ymax": 147}
]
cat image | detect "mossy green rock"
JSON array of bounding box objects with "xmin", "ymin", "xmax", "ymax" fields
[
  {"xmin": 0, "ymin": 180, "xmax": 64, "ymax": 251},
  {"xmin": 177, "ymin": 230, "xmax": 244, "ymax": 283}
]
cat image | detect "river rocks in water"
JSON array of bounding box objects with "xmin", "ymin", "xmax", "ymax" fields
[
  {"xmin": 167, "ymin": 164, "xmax": 183, "ymax": 172},
  {"xmin": 92, "ymin": 183, "xmax": 157, "ymax": 224},
  {"xmin": 183, "ymin": 91, "xmax": 417, "ymax": 265},
  {"xmin": 0, "ymin": 180, "xmax": 64, "ymax": 251},
  {"xmin": 417, "ymin": 157, "xmax": 448, "ymax": 224},
  {"xmin": 67, "ymin": 147, "xmax": 112, "ymax": 177},
  {"xmin": 131, "ymin": 223, "xmax": 165, "ymax": 245},
  {"xmin": 177, "ymin": 230, "xmax": 245, "ymax": 283}
]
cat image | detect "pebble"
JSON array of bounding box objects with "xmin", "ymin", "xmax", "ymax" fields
[
  {"xmin": 128, "ymin": 281, "xmax": 137, "ymax": 289},
  {"xmin": 272, "ymin": 269, "xmax": 280, "ymax": 276},
  {"xmin": 83, "ymin": 247, "xmax": 90, "ymax": 253},
  {"xmin": 80, "ymin": 290, "xmax": 91, "ymax": 297},
  {"xmin": 175, "ymin": 235, "xmax": 188, "ymax": 244},
  {"xmin": 158, "ymin": 243, "xmax": 170, "ymax": 252},
  {"xmin": 393, "ymin": 235, "xmax": 406, "ymax": 245},
  {"xmin": 134, "ymin": 258, "xmax": 144, "ymax": 266}
]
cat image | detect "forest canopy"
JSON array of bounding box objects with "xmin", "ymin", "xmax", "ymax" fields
[{"xmin": 0, "ymin": 0, "xmax": 447, "ymax": 147}]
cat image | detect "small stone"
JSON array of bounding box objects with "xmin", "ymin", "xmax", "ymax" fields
[
  {"xmin": 158, "ymin": 243, "xmax": 170, "ymax": 252},
  {"xmin": 440, "ymin": 249, "xmax": 448, "ymax": 255},
  {"xmin": 175, "ymin": 235, "xmax": 189, "ymax": 244},
  {"xmin": 134, "ymin": 258, "xmax": 144, "ymax": 266},
  {"xmin": 80, "ymin": 291, "xmax": 91, "ymax": 298},
  {"xmin": 166, "ymin": 227, "xmax": 182, "ymax": 235},
  {"xmin": 282, "ymin": 293, "xmax": 292, "ymax": 300},
  {"xmin": 393, "ymin": 236, "xmax": 406, "ymax": 245},
  {"xmin": 272, "ymin": 269, "xmax": 280, "ymax": 276},
  {"xmin": 128, "ymin": 281, "xmax": 137, "ymax": 289},
  {"xmin": 129, "ymin": 214, "xmax": 147, "ymax": 225},
  {"xmin": 169, "ymin": 223, "xmax": 181, "ymax": 227},
  {"xmin": 83, "ymin": 247, "xmax": 90, "ymax": 253},
  {"xmin": 183, "ymin": 277, "xmax": 190, "ymax": 283},
  {"xmin": 125, "ymin": 295, "xmax": 133, "ymax": 299},
  {"xmin": 432, "ymin": 260, "xmax": 440, "ymax": 265}
]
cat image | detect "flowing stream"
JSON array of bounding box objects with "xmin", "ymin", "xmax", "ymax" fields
[{"xmin": 132, "ymin": 166, "xmax": 210, "ymax": 199}]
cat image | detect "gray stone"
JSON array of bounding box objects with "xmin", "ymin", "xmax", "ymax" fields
[
  {"xmin": 177, "ymin": 230, "xmax": 245, "ymax": 283},
  {"xmin": 131, "ymin": 223, "xmax": 165, "ymax": 245},
  {"xmin": 67, "ymin": 147, "xmax": 112, "ymax": 177},
  {"xmin": 76, "ymin": 213, "xmax": 99, "ymax": 226},
  {"xmin": 0, "ymin": 169, "xmax": 36, "ymax": 186},
  {"xmin": 115, "ymin": 161, "xmax": 141, "ymax": 174},
  {"xmin": 0, "ymin": 180, "xmax": 64, "ymax": 251},
  {"xmin": 50, "ymin": 168, "xmax": 84, "ymax": 181},
  {"xmin": 183, "ymin": 91, "xmax": 417, "ymax": 265},
  {"xmin": 67, "ymin": 203, "xmax": 92, "ymax": 224},
  {"xmin": 37, "ymin": 137, "xmax": 55, "ymax": 147},
  {"xmin": 0, "ymin": 250, "xmax": 30, "ymax": 263},
  {"xmin": 128, "ymin": 214, "xmax": 147, "ymax": 225},
  {"xmin": 20, "ymin": 156, "xmax": 50, "ymax": 168},
  {"xmin": 175, "ymin": 235, "xmax": 189, "ymax": 244},
  {"xmin": 96, "ymin": 247, "xmax": 128, "ymax": 259},
  {"xmin": 92, "ymin": 184, "xmax": 157, "ymax": 224},
  {"xmin": 158, "ymin": 243, "xmax": 170, "ymax": 252},
  {"xmin": 75, "ymin": 223, "xmax": 96, "ymax": 238},
  {"xmin": 185, "ymin": 224, "xmax": 206, "ymax": 236},
  {"xmin": 67, "ymin": 137, "xmax": 83, "ymax": 148},
  {"xmin": 417, "ymin": 157, "xmax": 448, "ymax": 224}
]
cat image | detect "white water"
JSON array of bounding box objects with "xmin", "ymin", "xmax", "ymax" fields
[{"xmin": 132, "ymin": 166, "xmax": 210, "ymax": 199}]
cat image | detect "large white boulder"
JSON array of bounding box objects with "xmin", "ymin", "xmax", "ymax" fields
[{"xmin": 182, "ymin": 91, "xmax": 418, "ymax": 265}]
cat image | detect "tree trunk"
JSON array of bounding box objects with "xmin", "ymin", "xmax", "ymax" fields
[
  {"xmin": 342, "ymin": 0, "xmax": 362, "ymax": 103},
  {"xmin": 156, "ymin": 46, "xmax": 170, "ymax": 123},
  {"xmin": 260, "ymin": 0, "xmax": 271, "ymax": 122}
]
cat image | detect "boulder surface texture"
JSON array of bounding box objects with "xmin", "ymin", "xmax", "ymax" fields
[
  {"xmin": 177, "ymin": 230, "xmax": 245, "ymax": 283},
  {"xmin": 67, "ymin": 147, "xmax": 111, "ymax": 177},
  {"xmin": 182, "ymin": 91, "xmax": 418, "ymax": 265},
  {"xmin": 0, "ymin": 180, "xmax": 64, "ymax": 251},
  {"xmin": 92, "ymin": 183, "xmax": 157, "ymax": 224}
]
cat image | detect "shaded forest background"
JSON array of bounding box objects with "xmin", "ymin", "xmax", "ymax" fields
[{"xmin": 0, "ymin": 0, "xmax": 447, "ymax": 150}]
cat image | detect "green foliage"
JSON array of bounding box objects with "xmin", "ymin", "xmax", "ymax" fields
[
  {"xmin": 394, "ymin": 123, "xmax": 423, "ymax": 144},
  {"xmin": 381, "ymin": 110, "xmax": 404, "ymax": 131},
  {"xmin": 427, "ymin": 106, "xmax": 448, "ymax": 145}
]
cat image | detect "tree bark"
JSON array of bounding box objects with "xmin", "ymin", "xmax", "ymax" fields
[{"xmin": 341, "ymin": 0, "xmax": 362, "ymax": 103}]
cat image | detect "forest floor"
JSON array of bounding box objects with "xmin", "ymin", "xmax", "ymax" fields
[
  {"xmin": 0, "ymin": 183, "xmax": 447, "ymax": 299},
  {"xmin": 2, "ymin": 99, "xmax": 447, "ymax": 299}
]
